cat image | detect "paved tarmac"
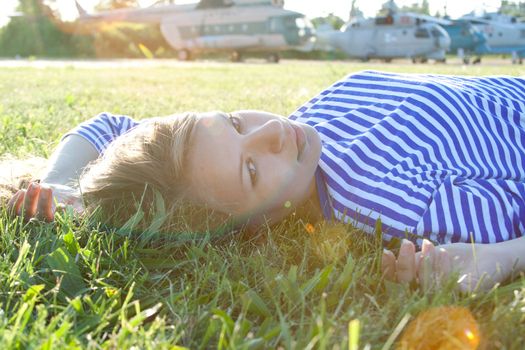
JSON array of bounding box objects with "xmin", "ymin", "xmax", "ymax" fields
[{"xmin": 0, "ymin": 57, "xmax": 523, "ymax": 68}]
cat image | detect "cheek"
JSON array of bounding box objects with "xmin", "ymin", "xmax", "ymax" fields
[
  {"xmin": 263, "ymin": 158, "xmax": 296, "ymax": 185},
  {"xmin": 258, "ymin": 160, "xmax": 299, "ymax": 203}
]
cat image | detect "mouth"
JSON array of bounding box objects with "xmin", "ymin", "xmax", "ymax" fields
[{"xmin": 291, "ymin": 124, "xmax": 306, "ymax": 161}]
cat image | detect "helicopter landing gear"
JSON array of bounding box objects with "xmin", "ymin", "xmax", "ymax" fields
[
  {"xmin": 266, "ymin": 53, "xmax": 280, "ymax": 63},
  {"xmin": 511, "ymin": 51, "xmax": 523, "ymax": 64},
  {"xmin": 230, "ymin": 50, "xmax": 242, "ymax": 62},
  {"xmin": 177, "ymin": 49, "xmax": 192, "ymax": 61},
  {"xmin": 412, "ymin": 57, "xmax": 428, "ymax": 64}
]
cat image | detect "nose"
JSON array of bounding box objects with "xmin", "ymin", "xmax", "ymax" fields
[{"xmin": 244, "ymin": 119, "xmax": 285, "ymax": 154}]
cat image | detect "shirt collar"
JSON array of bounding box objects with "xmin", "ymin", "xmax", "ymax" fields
[{"xmin": 315, "ymin": 166, "xmax": 332, "ymax": 220}]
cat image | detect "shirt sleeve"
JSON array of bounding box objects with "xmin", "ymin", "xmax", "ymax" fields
[{"xmin": 61, "ymin": 112, "xmax": 141, "ymax": 154}]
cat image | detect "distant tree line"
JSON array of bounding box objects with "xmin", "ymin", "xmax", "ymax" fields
[
  {"xmin": 499, "ymin": 0, "xmax": 525, "ymax": 17},
  {"xmin": 0, "ymin": 0, "xmax": 176, "ymax": 58},
  {"xmin": 0, "ymin": 0, "xmax": 93, "ymax": 57}
]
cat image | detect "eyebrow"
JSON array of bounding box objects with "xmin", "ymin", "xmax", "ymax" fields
[{"xmin": 219, "ymin": 112, "xmax": 245, "ymax": 193}]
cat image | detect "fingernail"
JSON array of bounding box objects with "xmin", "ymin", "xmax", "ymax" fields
[{"xmin": 401, "ymin": 239, "xmax": 412, "ymax": 248}]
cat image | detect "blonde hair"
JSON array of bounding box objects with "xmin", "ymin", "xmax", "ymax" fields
[{"xmin": 79, "ymin": 113, "xmax": 224, "ymax": 233}]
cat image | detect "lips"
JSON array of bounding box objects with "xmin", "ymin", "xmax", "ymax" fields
[{"xmin": 291, "ymin": 124, "xmax": 306, "ymax": 160}]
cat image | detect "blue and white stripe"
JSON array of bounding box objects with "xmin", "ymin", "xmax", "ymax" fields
[
  {"xmin": 290, "ymin": 70, "xmax": 525, "ymax": 245},
  {"xmin": 63, "ymin": 112, "xmax": 140, "ymax": 154}
]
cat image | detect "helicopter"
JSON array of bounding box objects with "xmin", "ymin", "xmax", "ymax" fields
[
  {"xmin": 317, "ymin": 10, "xmax": 450, "ymax": 63},
  {"xmin": 439, "ymin": 19, "xmax": 489, "ymax": 64},
  {"xmin": 460, "ymin": 12, "xmax": 525, "ymax": 64},
  {"xmin": 395, "ymin": 14, "xmax": 490, "ymax": 64},
  {"xmin": 75, "ymin": 0, "xmax": 316, "ymax": 62}
]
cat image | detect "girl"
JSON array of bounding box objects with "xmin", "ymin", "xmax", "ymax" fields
[{"xmin": 7, "ymin": 70, "xmax": 525, "ymax": 291}]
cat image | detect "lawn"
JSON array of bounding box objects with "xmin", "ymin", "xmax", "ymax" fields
[{"xmin": 1, "ymin": 59, "xmax": 525, "ymax": 349}]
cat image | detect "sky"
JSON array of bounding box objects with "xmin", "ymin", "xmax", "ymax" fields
[{"xmin": 0, "ymin": 0, "xmax": 507, "ymax": 27}]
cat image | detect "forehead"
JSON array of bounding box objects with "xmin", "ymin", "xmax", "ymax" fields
[
  {"xmin": 194, "ymin": 112, "xmax": 227, "ymax": 134},
  {"xmin": 186, "ymin": 112, "xmax": 241, "ymax": 209}
]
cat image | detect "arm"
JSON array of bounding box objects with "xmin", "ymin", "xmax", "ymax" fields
[
  {"xmin": 8, "ymin": 113, "xmax": 140, "ymax": 221},
  {"xmin": 382, "ymin": 238, "xmax": 525, "ymax": 292},
  {"xmin": 7, "ymin": 135, "xmax": 99, "ymax": 221},
  {"xmin": 41, "ymin": 134, "xmax": 100, "ymax": 185}
]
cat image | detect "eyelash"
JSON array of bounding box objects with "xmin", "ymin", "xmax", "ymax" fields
[
  {"xmin": 229, "ymin": 114, "xmax": 242, "ymax": 133},
  {"xmin": 229, "ymin": 113, "xmax": 257, "ymax": 186},
  {"xmin": 247, "ymin": 158, "xmax": 257, "ymax": 186}
]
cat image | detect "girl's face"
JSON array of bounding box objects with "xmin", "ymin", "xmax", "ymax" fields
[{"xmin": 186, "ymin": 110, "xmax": 322, "ymax": 228}]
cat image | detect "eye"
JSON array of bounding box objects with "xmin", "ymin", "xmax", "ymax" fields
[
  {"xmin": 247, "ymin": 158, "xmax": 257, "ymax": 186},
  {"xmin": 229, "ymin": 113, "xmax": 242, "ymax": 133}
]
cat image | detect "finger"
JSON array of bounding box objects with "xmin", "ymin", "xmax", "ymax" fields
[
  {"xmin": 22, "ymin": 183, "xmax": 41, "ymax": 221},
  {"xmin": 418, "ymin": 239, "xmax": 436, "ymax": 289},
  {"xmin": 382, "ymin": 249, "xmax": 397, "ymax": 281},
  {"xmin": 7, "ymin": 190, "xmax": 25, "ymax": 217},
  {"xmin": 36, "ymin": 186, "xmax": 54, "ymax": 222},
  {"xmin": 396, "ymin": 239, "xmax": 417, "ymax": 283},
  {"xmin": 437, "ymin": 248, "xmax": 451, "ymax": 280}
]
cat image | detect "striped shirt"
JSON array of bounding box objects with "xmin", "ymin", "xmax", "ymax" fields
[
  {"xmin": 63, "ymin": 112, "xmax": 140, "ymax": 153},
  {"xmin": 67, "ymin": 71, "xmax": 525, "ymax": 244},
  {"xmin": 290, "ymin": 70, "xmax": 525, "ymax": 244}
]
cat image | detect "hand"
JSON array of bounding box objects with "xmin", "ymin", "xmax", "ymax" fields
[
  {"xmin": 382, "ymin": 239, "xmax": 513, "ymax": 292},
  {"xmin": 7, "ymin": 182, "xmax": 84, "ymax": 222}
]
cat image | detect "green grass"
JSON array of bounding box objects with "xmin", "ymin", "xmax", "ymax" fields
[{"xmin": 1, "ymin": 60, "xmax": 525, "ymax": 349}]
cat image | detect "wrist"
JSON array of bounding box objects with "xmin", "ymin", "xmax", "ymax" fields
[
  {"xmin": 41, "ymin": 172, "xmax": 70, "ymax": 185},
  {"xmin": 492, "ymin": 240, "xmax": 524, "ymax": 277}
]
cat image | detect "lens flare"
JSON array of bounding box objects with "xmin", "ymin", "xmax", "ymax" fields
[
  {"xmin": 305, "ymin": 223, "xmax": 315, "ymax": 234},
  {"xmin": 398, "ymin": 306, "xmax": 480, "ymax": 350},
  {"xmin": 465, "ymin": 329, "xmax": 475, "ymax": 341}
]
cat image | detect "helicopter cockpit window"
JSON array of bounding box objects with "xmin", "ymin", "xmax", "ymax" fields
[
  {"xmin": 196, "ymin": 0, "xmax": 233, "ymax": 9},
  {"xmin": 415, "ymin": 28, "xmax": 430, "ymax": 38},
  {"xmin": 431, "ymin": 28, "xmax": 444, "ymax": 37},
  {"xmin": 295, "ymin": 17, "xmax": 306, "ymax": 29},
  {"xmin": 283, "ymin": 17, "xmax": 297, "ymax": 29},
  {"xmin": 375, "ymin": 15, "xmax": 393, "ymax": 25}
]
